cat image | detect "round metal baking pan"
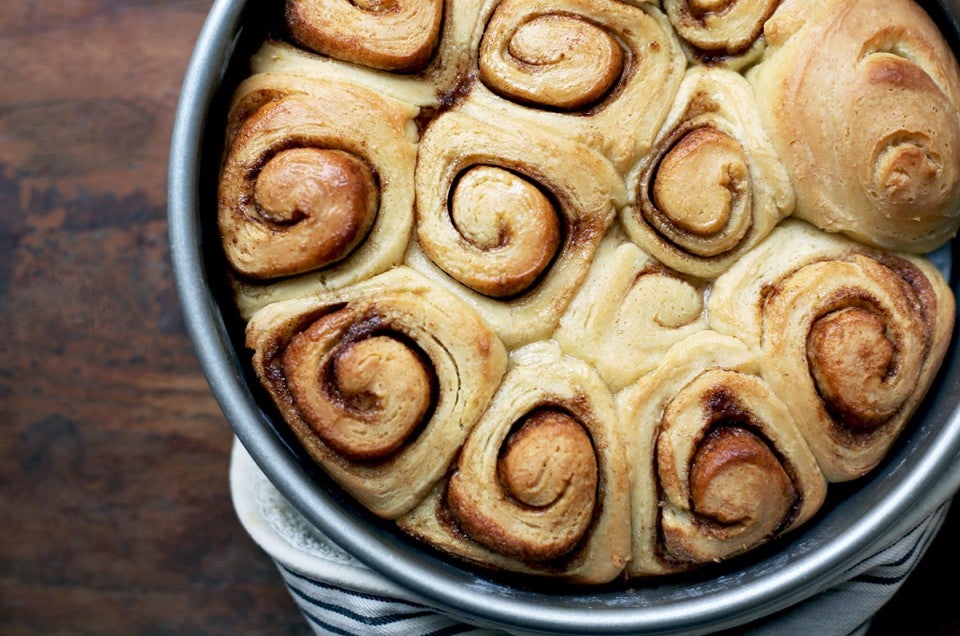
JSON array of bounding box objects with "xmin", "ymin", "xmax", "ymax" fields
[{"xmin": 169, "ymin": 1, "xmax": 960, "ymax": 633}]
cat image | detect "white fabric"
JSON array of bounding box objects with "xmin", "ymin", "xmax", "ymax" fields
[{"xmin": 230, "ymin": 439, "xmax": 953, "ymax": 636}]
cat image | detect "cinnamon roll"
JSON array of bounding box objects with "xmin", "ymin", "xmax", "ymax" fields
[
  {"xmin": 464, "ymin": 0, "xmax": 686, "ymax": 171},
  {"xmin": 663, "ymin": 0, "xmax": 781, "ymax": 69},
  {"xmin": 256, "ymin": 0, "xmax": 486, "ymax": 106},
  {"xmin": 218, "ymin": 73, "xmax": 419, "ymax": 319},
  {"xmin": 622, "ymin": 66, "xmax": 794, "ymax": 278},
  {"xmin": 617, "ymin": 331, "xmax": 826, "ymax": 575},
  {"xmin": 286, "ymin": 0, "xmax": 444, "ymax": 72},
  {"xmin": 709, "ymin": 220, "xmax": 955, "ymax": 481},
  {"xmin": 748, "ymin": 0, "xmax": 960, "ymax": 252},
  {"xmin": 408, "ymin": 107, "xmax": 626, "ymax": 347},
  {"xmin": 554, "ymin": 230, "xmax": 709, "ymax": 392},
  {"xmin": 245, "ymin": 268, "xmax": 508, "ymax": 519},
  {"xmin": 398, "ymin": 341, "xmax": 631, "ymax": 583}
]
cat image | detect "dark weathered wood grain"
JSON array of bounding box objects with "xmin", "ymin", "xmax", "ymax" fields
[
  {"xmin": 0, "ymin": 2, "xmax": 308, "ymax": 634},
  {"xmin": 0, "ymin": 2, "xmax": 955, "ymax": 635}
]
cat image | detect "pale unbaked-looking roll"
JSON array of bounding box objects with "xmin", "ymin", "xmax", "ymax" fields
[
  {"xmin": 617, "ymin": 331, "xmax": 826, "ymax": 576},
  {"xmin": 218, "ymin": 72, "xmax": 419, "ymax": 320},
  {"xmin": 554, "ymin": 229, "xmax": 709, "ymax": 392},
  {"xmin": 709, "ymin": 220, "xmax": 955, "ymax": 481},
  {"xmin": 408, "ymin": 106, "xmax": 626, "ymax": 348},
  {"xmin": 749, "ymin": 0, "xmax": 960, "ymax": 252},
  {"xmin": 245, "ymin": 268, "xmax": 508, "ymax": 519},
  {"xmin": 622, "ymin": 65, "xmax": 794, "ymax": 278},
  {"xmin": 398, "ymin": 341, "xmax": 631, "ymax": 584}
]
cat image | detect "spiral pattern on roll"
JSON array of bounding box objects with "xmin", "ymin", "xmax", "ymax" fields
[
  {"xmin": 286, "ymin": 0, "xmax": 444, "ymax": 72},
  {"xmin": 748, "ymin": 0, "xmax": 960, "ymax": 252},
  {"xmin": 435, "ymin": 164, "xmax": 561, "ymax": 298},
  {"xmin": 617, "ymin": 331, "xmax": 826, "ymax": 575},
  {"xmin": 398, "ymin": 341, "xmax": 631, "ymax": 583},
  {"xmin": 410, "ymin": 108, "xmax": 625, "ymax": 347},
  {"xmin": 246, "ymin": 268, "xmax": 508, "ymax": 518},
  {"xmin": 281, "ymin": 309, "xmax": 434, "ymax": 462},
  {"xmin": 708, "ymin": 220, "xmax": 955, "ymax": 481},
  {"xmin": 623, "ymin": 66, "xmax": 793, "ymax": 278},
  {"xmin": 664, "ymin": 0, "xmax": 780, "ymax": 69},
  {"xmin": 466, "ymin": 0, "xmax": 686, "ymax": 171},
  {"xmin": 218, "ymin": 73, "xmax": 419, "ymax": 319},
  {"xmin": 479, "ymin": 4, "xmax": 624, "ymax": 111},
  {"xmin": 448, "ymin": 408, "xmax": 599, "ymax": 561},
  {"xmin": 555, "ymin": 232, "xmax": 709, "ymax": 392}
]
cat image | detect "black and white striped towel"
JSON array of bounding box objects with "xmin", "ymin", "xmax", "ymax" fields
[{"xmin": 229, "ymin": 440, "xmax": 954, "ymax": 636}]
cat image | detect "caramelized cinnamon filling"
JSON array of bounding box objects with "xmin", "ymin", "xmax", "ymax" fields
[
  {"xmin": 652, "ymin": 127, "xmax": 746, "ymax": 236},
  {"xmin": 283, "ymin": 310, "xmax": 434, "ymax": 461},
  {"xmin": 286, "ymin": 0, "xmax": 444, "ymax": 72},
  {"xmin": 431, "ymin": 165, "xmax": 561, "ymax": 297},
  {"xmin": 240, "ymin": 148, "xmax": 379, "ymax": 278},
  {"xmin": 646, "ymin": 126, "xmax": 751, "ymax": 257},
  {"xmin": 499, "ymin": 410, "xmax": 598, "ymax": 510},
  {"xmin": 448, "ymin": 409, "xmax": 598, "ymax": 562},
  {"xmin": 665, "ymin": 0, "xmax": 778, "ymax": 56},
  {"xmin": 689, "ymin": 425, "xmax": 795, "ymax": 527},
  {"xmin": 479, "ymin": 4, "xmax": 625, "ymax": 111},
  {"xmin": 807, "ymin": 306, "xmax": 898, "ymax": 429}
]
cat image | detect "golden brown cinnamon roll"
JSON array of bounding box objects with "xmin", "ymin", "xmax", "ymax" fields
[
  {"xmin": 408, "ymin": 107, "xmax": 626, "ymax": 347},
  {"xmin": 264, "ymin": 0, "xmax": 485, "ymax": 106},
  {"xmin": 245, "ymin": 268, "xmax": 508, "ymax": 519},
  {"xmin": 464, "ymin": 0, "xmax": 686, "ymax": 171},
  {"xmin": 617, "ymin": 331, "xmax": 826, "ymax": 575},
  {"xmin": 218, "ymin": 73, "xmax": 419, "ymax": 319},
  {"xmin": 749, "ymin": 0, "xmax": 960, "ymax": 252},
  {"xmin": 622, "ymin": 66, "xmax": 794, "ymax": 278},
  {"xmin": 286, "ymin": 0, "xmax": 444, "ymax": 72},
  {"xmin": 554, "ymin": 231, "xmax": 709, "ymax": 392},
  {"xmin": 663, "ymin": 0, "xmax": 781, "ymax": 69},
  {"xmin": 398, "ymin": 341, "xmax": 631, "ymax": 583},
  {"xmin": 709, "ymin": 220, "xmax": 955, "ymax": 481}
]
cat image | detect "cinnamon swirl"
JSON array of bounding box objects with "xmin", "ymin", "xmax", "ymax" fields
[
  {"xmin": 664, "ymin": 0, "xmax": 781, "ymax": 69},
  {"xmin": 219, "ymin": 72, "xmax": 419, "ymax": 319},
  {"xmin": 464, "ymin": 0, "xmax": 686, "ymax": 171},
  {"xmin": 749, "ymin": 0, "xmax": 960, "ymax": 252},
  {"xmin": 398, "ymin": 341, "xmax": 631, "ymax": 583},
  {"xmin": 622, "ymin": 65, "xmax": 794, "ymax": 278},
  {"xmin": 617, "ymin": 331, "xmax": 826, "ymax": 575},
  {"xmin": 245, "ymin": 268, "xmax": 508, "ymax": 518},
  {"xmin": 276, "ymin": 0, "xmax": 485, "ymax": 105},
  {"xmin": 709, "ymin": 220, "xmax": 955, "ymax": 481},
  {"xmin": 407, "ymin": 106, "xmax": 625, "ymax": 347}
]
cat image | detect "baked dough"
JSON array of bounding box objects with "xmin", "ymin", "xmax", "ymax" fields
[
  {"xmin": 223, "ymin": 0, "xmax": 959, "ymax": 582},
  {"xmin": 709, "ymin": 220, "xmax": 955, "ymax": 481},
  {"xmin": 749, "ymin": 0, "xmax": 960, "ymax": 252},
  {"xmin": 408, "ymin": 105, "xmax": 625, "ymax": 347},
  {"xmin": 245, "ymin": 268, "xmax": 508, "ymax": 518},
  {"xmin": 218, "ymin": 72, "xmax": 419, "ymax": 319},
  {"xmin": 617, "ymin": 331, "xmax": 826, "ymax": 575},
  {"xmin": 398, "ymin": 341, "xmax": 631, "ymax": 584},
  {"xmin": 622, "ymin": 65, "xmax": 794, "ymax": 278},
  {"xmin": 663, "ymin": 0, "xmax": 781, "ymax": 69}
]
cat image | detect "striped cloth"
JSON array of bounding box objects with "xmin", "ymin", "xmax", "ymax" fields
[{"xmin": 230, "ymin": 440, "xmax": 953, "ymax": 636}]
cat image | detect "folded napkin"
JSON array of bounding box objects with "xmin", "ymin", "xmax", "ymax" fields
[{"xmin": 230, "ymin": 439, "xmax": 954, "ymax": 636}]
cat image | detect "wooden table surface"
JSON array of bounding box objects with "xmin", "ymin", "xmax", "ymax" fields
[{"xmin": 1, "ymin": 2, "xmax": 957, "ymax": 634}]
